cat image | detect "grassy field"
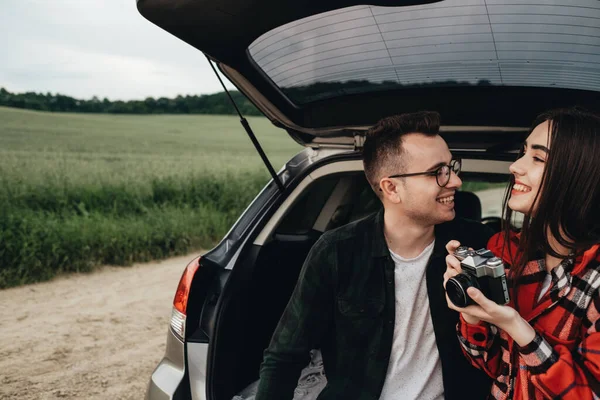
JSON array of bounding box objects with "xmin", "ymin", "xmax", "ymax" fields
[{"xmin": 0, "ymin": 106, "xmax": 301, "ymax": 288}]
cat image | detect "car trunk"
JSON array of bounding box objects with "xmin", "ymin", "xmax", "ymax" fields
[
  {"xmin": 208, "ymin": 165, "xmax": 381, "ymax": 400},
  {"xmin": 204, "ymin": 154, "xmax": 509, "ymax": 400}
]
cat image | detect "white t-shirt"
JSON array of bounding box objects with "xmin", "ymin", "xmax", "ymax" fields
[{"xmin": 379, "ymin": 240, "xmax": 444, "ymax": 400}]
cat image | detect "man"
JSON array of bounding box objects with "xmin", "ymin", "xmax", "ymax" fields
[{"xmin": 256, "ymin": 111, "xmax": 492, "ymax": 399}]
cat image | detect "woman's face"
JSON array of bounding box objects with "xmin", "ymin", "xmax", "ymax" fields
[{"xmin": 508, "ymin": 120, "xmax": 551, "ymax": 215}]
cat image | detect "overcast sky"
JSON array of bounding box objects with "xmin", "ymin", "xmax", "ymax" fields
[{"xmin": 1, "ymin": 0, "xmax": 236, "ymax": 100}]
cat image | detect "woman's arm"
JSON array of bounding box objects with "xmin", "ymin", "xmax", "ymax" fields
[
  {"xmin": 443, "ymin": 240, "xmax": 505, "ymax": 377},
  {"xmin": 455, "ymin": 285, "xmax": 600, "ymax": 399},
  {"xmin": 517, "ymin": 294, "xmax": 600, "ymax": 399},
  {"xmin": 455, "ymin": 314, "xmax": 504, "ymax": 378}
]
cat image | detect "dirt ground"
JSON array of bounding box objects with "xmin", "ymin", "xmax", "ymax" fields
[{"xmin": 0, "ymin": 252, "xmax": 202, "ymax": 400}]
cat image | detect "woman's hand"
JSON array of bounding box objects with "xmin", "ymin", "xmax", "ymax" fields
[
  {"xmin": 443, "ymin": 240, "xmax": 481, "ymax": 324},
  {"xmin": 443, "ymin": 240, "xmax": 536, "ymax": 346},
  {"xmin": 457, "ymin": 287, "xmax": 536, "ymax": 346}
]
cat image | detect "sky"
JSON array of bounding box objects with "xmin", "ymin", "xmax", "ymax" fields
[{"xmin": 1, "ymin": 0, "xmax": 236, "ymax": 101}]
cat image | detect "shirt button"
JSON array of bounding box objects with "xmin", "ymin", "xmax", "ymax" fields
[
  {"xmin": 388, "ymin": 320, "xmax": 393, "ymax": 324},
  {"xmin": 473, "ymin": 333, "xmax": 486, "ymax": 341}
]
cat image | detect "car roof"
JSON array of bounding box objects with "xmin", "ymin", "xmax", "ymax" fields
[{"xmin": 137, "ymin": 0, "xmax": 600, "ymax": 149}]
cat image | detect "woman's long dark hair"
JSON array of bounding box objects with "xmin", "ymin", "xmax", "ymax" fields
[{"xmin": 502, "ymin": 107, "xmax": 600, "ymax": 286}]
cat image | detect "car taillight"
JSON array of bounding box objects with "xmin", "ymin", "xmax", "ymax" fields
[{"xmin": 170, "ymin": 257, "xmax": 200, "ymax": 340}]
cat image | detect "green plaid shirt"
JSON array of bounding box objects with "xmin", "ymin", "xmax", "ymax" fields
[{"xmin": 257, "ymin": 209, "xmax": 493, "ymax": 400}]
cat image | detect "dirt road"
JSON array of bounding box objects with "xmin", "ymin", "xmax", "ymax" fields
[{"xmin": 0, "ymin": 253, "xmax": 201, "ymax": 400}]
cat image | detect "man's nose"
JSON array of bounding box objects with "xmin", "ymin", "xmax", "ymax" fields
[{"xmin": 447, "ymin": 170, "xmax": 462, "ymax": 188}]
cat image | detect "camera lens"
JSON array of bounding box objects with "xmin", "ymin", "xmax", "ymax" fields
[{"xmin": 446, "ymin": 273, "xmax": 479, "ymax": 308}]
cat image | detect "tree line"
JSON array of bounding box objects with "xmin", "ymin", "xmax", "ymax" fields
[
  {"xmin": 0, "ymin": 87, "xmax": 261, "ymax": 115},
  {"xmin": 1, "ymin": 79, "xmax": 494, "ymax": 115}
]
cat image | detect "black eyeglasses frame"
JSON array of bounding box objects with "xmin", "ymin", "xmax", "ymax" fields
[{"xmin": 385, "ymin": 158, "xmax": 462, "ymax": 188}]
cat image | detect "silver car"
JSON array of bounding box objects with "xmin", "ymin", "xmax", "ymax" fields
[{"xmin": 136, "ymin": 0, "xmax": 600, "ymax": 398}]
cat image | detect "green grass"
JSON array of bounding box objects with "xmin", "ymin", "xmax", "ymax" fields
[{"xmin": 0, "ymin": 106, "xmax": 302, "ymax": 288}]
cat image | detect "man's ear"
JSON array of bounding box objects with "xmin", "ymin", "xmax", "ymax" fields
[{"xmin": 379, "ymin": 178, "xmax": 402, "ymax": 204}]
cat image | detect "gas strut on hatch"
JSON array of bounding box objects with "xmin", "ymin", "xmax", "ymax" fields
[{"xmin": 206, "ymin": 55, "xmax": 285, "ymax": 193}]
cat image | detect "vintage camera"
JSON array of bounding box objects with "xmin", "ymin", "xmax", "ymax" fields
[{"xmin": 445, "ymin": 246, "xmax": 510, "ymax": 308}]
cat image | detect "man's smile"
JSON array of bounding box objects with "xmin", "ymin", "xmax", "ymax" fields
[{"xmin": 436, "ymin": 194, "xmax": 455, "ymax": 205}]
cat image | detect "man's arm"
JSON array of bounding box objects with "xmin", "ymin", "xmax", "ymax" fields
[{"xmin": 255, "ymin": 236, "xmax": 335, "ymax": 400}]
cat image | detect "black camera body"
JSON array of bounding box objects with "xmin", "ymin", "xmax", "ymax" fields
[{"xmin": 445, "ymin": 246, "xmax": 510, "ymax": 308}]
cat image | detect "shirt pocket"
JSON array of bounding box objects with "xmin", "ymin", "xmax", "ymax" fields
[{"xmin": 336, "ymin": 296, "xmax": 384, "ymax": 352}]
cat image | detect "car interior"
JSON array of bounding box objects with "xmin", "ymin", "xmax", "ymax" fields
[{"xmin": 207, "ymin": 168, "xmax": 503, "ymax": 400}]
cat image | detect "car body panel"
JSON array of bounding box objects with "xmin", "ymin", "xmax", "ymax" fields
[
  {"xmin": 146, "ymin": 329, "xmax": 186, "ymax": 400},
  {"xmin": 187, "ymin": 343, "xmax": 209, "ymax": 400}
]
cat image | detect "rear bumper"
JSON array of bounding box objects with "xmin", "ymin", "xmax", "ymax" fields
[
  {"xmin": 146, "ymin": 328, "xmax": 187, "ymax": 400},
  {"xmin": 146, "ymin": 359, "xmax": 185, "ymax": 400}
]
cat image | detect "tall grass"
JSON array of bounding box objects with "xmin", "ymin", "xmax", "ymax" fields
[{"xmin": 0, "ymin": 107, "xmax": 301, "ymax": 288}]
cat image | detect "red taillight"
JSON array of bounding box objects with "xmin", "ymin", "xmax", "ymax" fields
[
  {"xmin": 173, "ymin": 257, "xmax": 201, "ymax": 315},
  {"xmin": 171, "ymin": 257, "xmax": 200, "ymax": 340}
]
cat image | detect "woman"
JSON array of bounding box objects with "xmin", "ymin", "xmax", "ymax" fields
[{"xmin": 444, "ymin": 107, "xmax": 600, "ymax": 399}]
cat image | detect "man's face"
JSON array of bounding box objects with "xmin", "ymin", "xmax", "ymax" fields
[{"xmin": 382, "ymin": 133, "xmax": 461, "ymax": 225}]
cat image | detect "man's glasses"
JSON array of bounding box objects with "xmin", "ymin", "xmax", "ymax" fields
[{"xmin": 387, "ymin": 158, "xmax": 461, "ymax": 188}]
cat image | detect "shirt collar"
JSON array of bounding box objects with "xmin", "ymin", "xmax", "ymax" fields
[
  {"xmin": 548, "ymin": 245, "xmax": 600, "ymax": 300},
  {"xmin": 522, "ymin": 254, "xmax": 575, "ymax": 301},
  {"xmin": 548, "ymin": 258, "xmax": 574, "ymax": 300},
  {"xmin": 371, "ymin": 208, "xmax": 390, "ymax": 258}
]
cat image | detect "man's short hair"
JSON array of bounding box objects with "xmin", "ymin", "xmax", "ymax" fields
[{"xmin": 363, "ymin": 111, "xmax": 440, "ymax": 195}]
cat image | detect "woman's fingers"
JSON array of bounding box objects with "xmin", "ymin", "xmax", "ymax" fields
[
  {"xmin": 444, "ymin": 240, "xmax": 466, "ymax": 291},
  {"xmin": 445, "ymin": 240, "xmax": 461, "ymax": 254},
  {"xmin": 466, "ymin": 287, "xmax": 519, "ymax": 329},
  {"xmin": 445, "ymin": 254, "xmax": 463, "ymax": 273},
  {"xmin": 443, "ymin": 270, "xmax": 455, "ymax": 283},
  {"xmin": 461, "ymin": 306, "xmax": 490, "ymax": 321},
  {"xmin": 467, "ymin": 287, "xmax": 495, "ymax": 310},
  {"xmin": 445, "ymin": 293, "xmax": 489, "ymax": 319}
]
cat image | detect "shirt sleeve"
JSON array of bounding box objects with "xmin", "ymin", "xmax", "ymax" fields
[
  {"xmin": 456, "ymin": 314, "xmax": 504, "ymax": 379},
  {"xmin": 256, "ymin": 236, "xmax": 335, "ymax": 400},
  {"xmin": 516, "ymin": 293, "xmax": 600, "ymax": 399}
]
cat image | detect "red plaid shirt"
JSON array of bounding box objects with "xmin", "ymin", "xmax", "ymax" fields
[{"xmin": 457, "ymin": 232, "xmax": 600, "ymax": 399}]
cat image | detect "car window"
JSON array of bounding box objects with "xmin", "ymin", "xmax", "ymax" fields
[
  {"xmin": 276, "ymin": 176, "xmax": 339, "ymax": 234},
  {"xmin": 461, "ymin": 181, "xmax": 505, "ymax": 219},
  {"xmin": 462, "ymin": 179, "xmax": 524, "ymax": 228},
  {"xmin": 347, "ymin": 179, "xmax": 381, "ymax": 222},
  {"xmin": 249, "ymin": 2, "xmax": 600, "ymax": 105}
]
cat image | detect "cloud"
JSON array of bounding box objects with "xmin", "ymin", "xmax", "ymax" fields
[{"xmin": 0, "ymin": 0, "xmax": 236, "ymax": 100}]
